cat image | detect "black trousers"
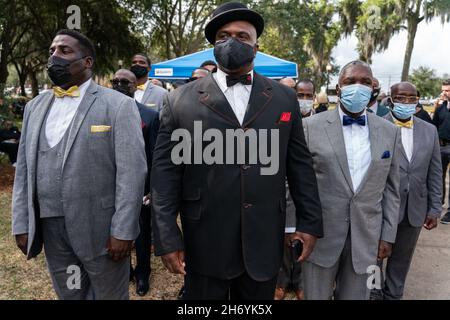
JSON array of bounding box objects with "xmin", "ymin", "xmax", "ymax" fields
[
  {"xmin": 440, "ymin": 145, "xmax": 450, "ymax": 207},
  {"xmin": 276, "ymin": 240, "xmax": 302, "ymax": 290},
  {"xmin": 134, "ymin": 204, "xmax": 152, "ymax": 280},
  {"xmin": 0, "ymin": 141, "xmax": 18, "ymax": 164},
  {"xmin": 183, "ymin": 271, "xmax": 278, "ymax": 300}
]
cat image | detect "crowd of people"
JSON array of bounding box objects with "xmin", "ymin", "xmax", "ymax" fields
[{"xmin": 9, "ymin": 1, "xmax": 450, "ymax": 300}]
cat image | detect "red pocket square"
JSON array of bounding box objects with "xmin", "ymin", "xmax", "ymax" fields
[{"xmin": 280, "ymin": 112, "xmax": 291, "ymax": 122}]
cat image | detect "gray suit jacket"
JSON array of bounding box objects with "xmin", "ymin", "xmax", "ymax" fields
[
  {"xmin": 302, "ymin": 107, "xmax": 401, "ymax": 274},
  {"xmin": 141, "ymin": 82, "xmax": 168, "ymax": 112},
  {"xmin": 11, "ymin": 81, "xmax": 147, "ymax": 261},
  {"xmin": 383, "ymin": 113, "xmax": 442, "ymax": 226}
]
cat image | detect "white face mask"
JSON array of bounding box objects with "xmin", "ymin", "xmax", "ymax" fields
[{"xmin": 298, "ymin": 99, "xmax": 314, "ymax": 115}]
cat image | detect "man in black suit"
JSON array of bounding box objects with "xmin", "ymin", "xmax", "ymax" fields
[
  {"xmin": 433, "ymin": 79, "xmax": 450, "ymax": 224},
  {"xmin": 414, "ymin": 91, "xmax": 433, "ymax": 125},
  {"xmin": 151, "ymin": 2, "xmax": 323, "ymax": 300},
  {"xmin": 111, "ymin": 69, "xmax": 159, "ymax": 296}
]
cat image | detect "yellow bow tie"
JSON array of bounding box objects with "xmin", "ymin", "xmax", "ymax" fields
[
  {"xmin": 53, "ymin": 86, "xmax": 80, "ymax": 98},
  {"xmin": 394, "ymin": 119, "xmax": 413, "ymax": 128},
  {"xmin": 136, "ymin": 84, "xmax": 145, "ymax": 91}
]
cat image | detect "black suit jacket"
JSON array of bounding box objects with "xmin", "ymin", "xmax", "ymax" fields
[
  {"xmin": 151, "ymin": 72, "xmax": 323, "ymax": 281},
  {"xmin": 415, "ymin": 104, "xmax": 433, "ymax": 125},
  {"xmin": 136, "ymin": 101, "xmax": 159, "ymax": 194}
]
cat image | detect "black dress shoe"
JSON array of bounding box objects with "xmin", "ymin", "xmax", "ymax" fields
[
  {"xmin": 136, "ymin": 278, "xmax": 149, "ymax": 296},
  {"xmin": 177, "ymin": 285, "xmax": 186, "ymax": 300},
  {"xmin": 129, "ymin": 267, "xmax": 135, "ymax": 282}
]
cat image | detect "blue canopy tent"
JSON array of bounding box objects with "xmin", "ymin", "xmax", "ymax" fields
[{"xmin": 149, "ymin": 48, "xmax": 298, "ymax": 80}]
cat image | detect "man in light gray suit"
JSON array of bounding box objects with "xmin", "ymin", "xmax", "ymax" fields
[
  {"xmin": 131, "ymin": 53, "xmax": 168, "ymax": 112},
  {"xmin": 381, "ymin": 82, "xmax": 442, "ymax": 300},
  {"xmin": 301, "ymin": 61, "xmax": 401, "ymax": 300},
  {"xmin": 11, "ymin": 30, "xmax": 147, "ymax": 300}
]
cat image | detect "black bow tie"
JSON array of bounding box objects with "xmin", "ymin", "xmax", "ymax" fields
[
  {"xmin": 226, "ymin": 74, "xmax": 252, "ymax": 87},
  {"xmin": 343, "ymin": 115, "xmax": 366, "ymax": 126}
]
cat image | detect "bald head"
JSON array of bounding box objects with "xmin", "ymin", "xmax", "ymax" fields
[
  {"xmin": 112, "ymin": 69, "xmax": 137, "ymax": 97},
  {"xmin": 114, "ymin": 69, "xmax": 137, "ymax": 83},
  {"xmin": 391, "ymin": 82, "xmax": 417, "ymax": 97},
  {"xmin": 280, "ymin": 77, "xmax": 296, "ymax": 89},
  {"xmin": 338, "ymin": 60, "xmax": 373, "ymax": 87}
]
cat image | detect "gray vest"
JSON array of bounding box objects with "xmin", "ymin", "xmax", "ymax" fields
[{"xmin": 36, "ymin": 106, "xmax": 72, "ymax": 218}]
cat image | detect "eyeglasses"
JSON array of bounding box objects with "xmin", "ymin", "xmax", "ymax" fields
[
  {"xmin": 110, "ymin": 78, "xmax": 133, "ymax": 86},
  {"xmin": 391, "ymin": 95, "xmax": 419, "ymax": 104}
]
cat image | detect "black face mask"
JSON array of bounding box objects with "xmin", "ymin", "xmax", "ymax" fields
[
  {"xmin": 213, "ymin": 37, "xmax": 255, "ymax": 71},
  {"xmin": 130, "ymin": 65, "xmax": 149, "ymax": 79},
  {"xmin": 47, "ymin": 55, "xmax": 84, "ymax": 86}
]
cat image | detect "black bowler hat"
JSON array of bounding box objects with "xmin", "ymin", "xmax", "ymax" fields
[{"xmin": 205, "ymin": 2, "xmax": 265, "ymax": 45}]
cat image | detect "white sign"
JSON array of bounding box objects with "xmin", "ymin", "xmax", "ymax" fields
[{"xmin": 155, "ymin": 68, "xmax": 173, "ymax": 76}]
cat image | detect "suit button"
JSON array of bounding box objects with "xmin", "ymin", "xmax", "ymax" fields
[
  {"xmin": 404, "ymin": 189, "xmax": 408, "ymax": 192},
  {"xmin": 242, "ymin": 165, "xmax": 251, "ymax": 170},
  {"xmin": 243, "ymin": 203, "xmax": 253, "ymax": 209}
]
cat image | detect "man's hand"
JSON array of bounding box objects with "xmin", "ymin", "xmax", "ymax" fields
[
  {"xmin": 290, "ymin": 232, "xmax": 317, "ymax": 262},
  {"xmin": 284, "ymin": 233, "xmax": 294, "ymax": 247},
  {"xmin": 378, "ymin": 240, "xmax": 392, "ymax": 260},
  {"xmin": 161, "ymin": 250, "xmax": 186, "ymax": 275},
  {"xmin": 15, "ymin": 234, "xmax": 28, "ymax": 255},
  {"xmin": 143, "ymin": 193, "xmax": 151, "ymax": 206},
  {"xmin": 106, "ymin": 236, "xmax": 133, "ymax": 262},
  {"xmin": 424, "ymin": 215, "xmax": 438, "ymax": 230}
]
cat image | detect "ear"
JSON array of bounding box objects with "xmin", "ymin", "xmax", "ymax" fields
[
  {"xmin": 84, "ymin": 56, "xmax": 94, "ymax": 69},
  {"xmin": 335, "ymin": 84, "xmax": 340, "ymax": 96}
]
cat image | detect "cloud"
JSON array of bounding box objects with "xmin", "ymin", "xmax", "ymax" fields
[{"xmin": 331, "ymin": 18, "xmax": 449, "ymax": 93}]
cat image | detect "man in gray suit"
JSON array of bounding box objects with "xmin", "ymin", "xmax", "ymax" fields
[
  {"xmin": 11, "ymin": 30, "xmax": 147, "ymax": 300},
  {"xmin": 381, "ymin": 82, "xmax": 442, "ymax": 300},
  {"xmin": 130, "ymin": 53, "xmax": 168, "ymax": 112},
  {"xmin": 301, "ymin": 61, "xmax": 401, "ymax": 300}
]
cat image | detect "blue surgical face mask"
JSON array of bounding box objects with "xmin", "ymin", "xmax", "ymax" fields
[
  {"xmin": 393, "ymin": 103, "xmax": 416, "ymax": 120},
  {"xmin": 339, "ymin": 84, "xmax": 373, "ymax": 114}
]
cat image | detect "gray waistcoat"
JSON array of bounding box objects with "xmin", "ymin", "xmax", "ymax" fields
[{"xmin": 36, "ymin": 107, "xmax": 72, "ymax": 218}]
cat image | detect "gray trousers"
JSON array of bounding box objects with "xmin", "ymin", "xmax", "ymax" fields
[
  {"xmin": 276, "ymin": 239, "xmax": 302, "ymax": 290},
  {"xmin": 41, "ymin": 217, "xmax": 129, "ymax": 300},
  {"xmin": 303, "ymin": 233, "xmax": 370, "ymax": 300},
  {"xmin": 383, "ymin": 217, "xmax": 422, "ymax": 300}
]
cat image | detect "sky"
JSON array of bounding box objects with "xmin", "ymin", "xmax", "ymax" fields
[{"xmin": 330, "ymin": 17, "xmax": 449, "ymax": 94}]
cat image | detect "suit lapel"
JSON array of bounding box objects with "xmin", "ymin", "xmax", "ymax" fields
[
  {"xmin": 242, "ymin": 73, "xmax": 272, "ymax": 128},
  {"xmin": 198, "ymin": 74, "xmax": 241, "ymax": 127},
  {"xmin": 324, "ymin": 108, "xmax": 354, "ymax": 193},
  {"xmin": 355, "ymin": 112, "xmax": 382, "ymax": 194},
  {"xmin": 385, "ymin": 112, "xmax": 408, "ymax": 162},
  {"xmin": 28, "ymin": 92, "xmax": 54, "ymax": 178},
  {"xmin": 62, "ymin": 81, "xmax": 98, "ymax": 168},
  {"xmin": 142, "ymin": 81, "xmax": 153, "ymax": 104},
  {"xmin": 409, "ymin": 116, "xmax": 420, "ymax": 165}
]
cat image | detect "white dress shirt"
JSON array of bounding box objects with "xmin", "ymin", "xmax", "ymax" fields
[
  {"xmin": 134, "ymin": 80, "xmax": 149, "ymax": 104},
  {"xmin": 213, "ymin": 68, "xmax": 253, "ymax": 125},
  {"xmin": 338, "ymin": 106, "xmax": 372, "ymax": 191},
  {"xmin": 46, "ymin": 79, "xmax": 91, "ymax": 148},
  {"xmin": 400, "ymin": 123, "xmax": 414, "ymax": 162}
]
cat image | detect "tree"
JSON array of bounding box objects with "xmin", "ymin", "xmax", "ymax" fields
[
  {"xmin": 409, "ymin": 66, "xmax": 442, "ymax": 98},
  {"xmin": 400, "ymin": 0, "xmax": 450, "ymax": 81},
  {"xmin": 128, "ymin": 0, "xmax": 219, "ymax": 60},
  {"xmin": 256, "ymin": 0, "xmax": 341, "ymax": 89}
]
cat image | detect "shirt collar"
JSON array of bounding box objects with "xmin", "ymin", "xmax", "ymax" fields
[{"xmin": 215, "ymin": 68, "xmax": 254, "ymax": 93}]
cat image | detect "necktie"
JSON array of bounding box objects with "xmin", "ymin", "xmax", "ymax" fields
[
  {"xmin": 226, "ymin": 74, "xmax": 252, "ymax": 87},
  {"xmin": 394, "ymin": 119, "xmax": 413, "ymax": 128},
  {"xmin": 137, "ymin": 84, "xmax": 145, "ymax": 91},
  {"xmin": 53, "ymin": 86, "xmax": 80, "ymax": 98},
  {"xmin": 343, "ymin": 115, "xmax": 366, "ymax": 126}
]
